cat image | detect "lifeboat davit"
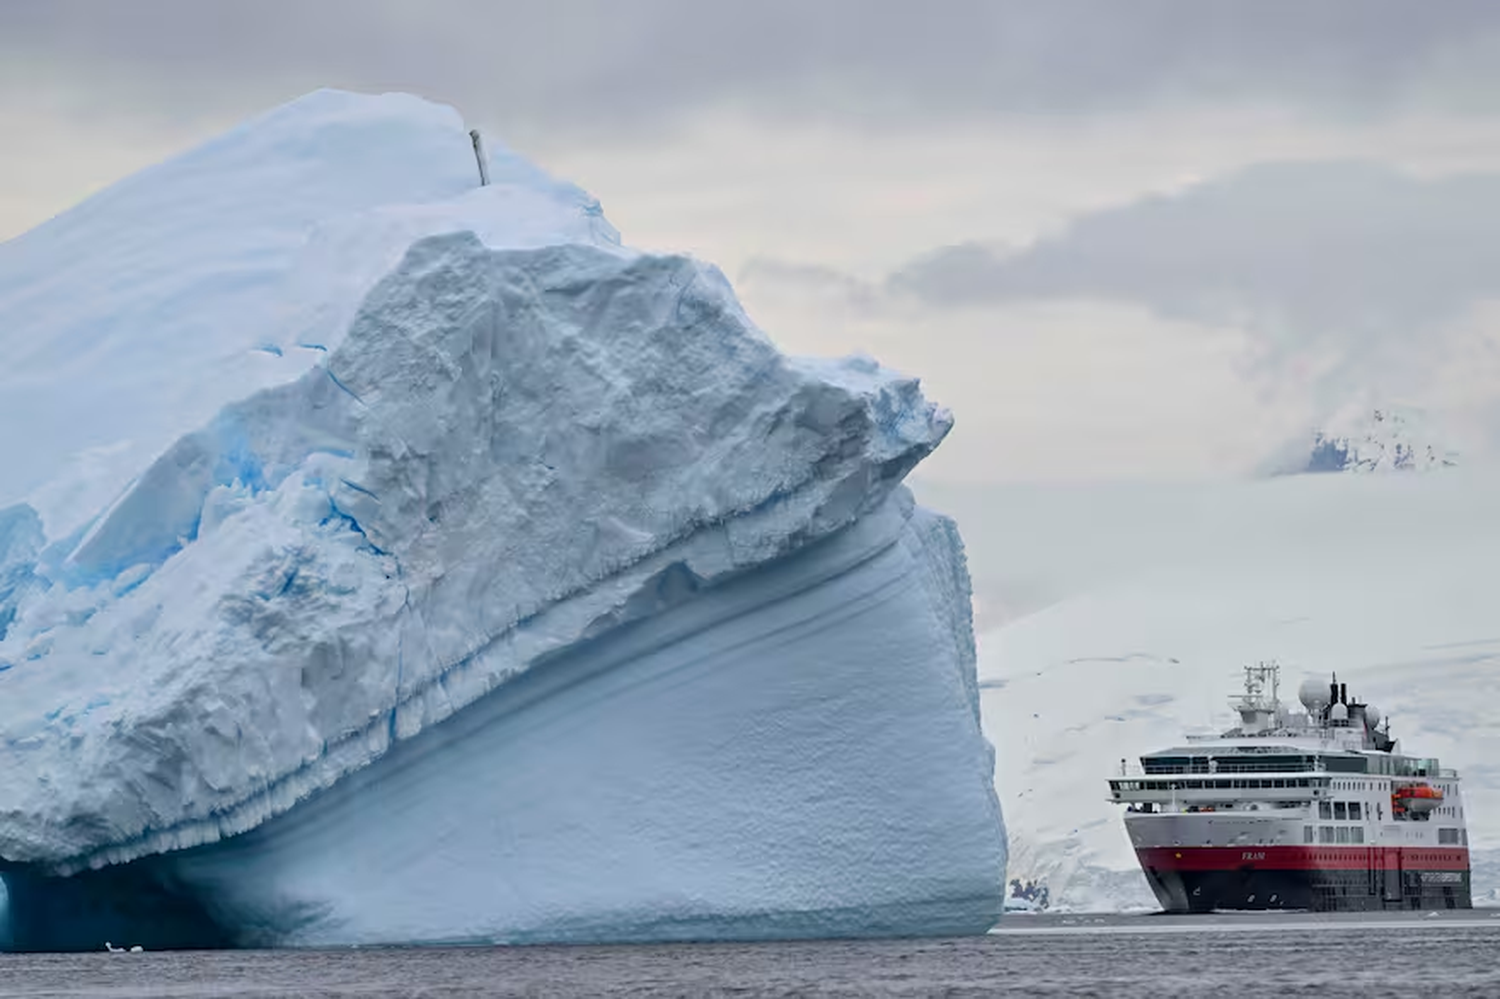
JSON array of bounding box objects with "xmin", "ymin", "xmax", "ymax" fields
[{"xmin": 1393, "ymin": 783, "xmax": 1443, "ymax": 813}]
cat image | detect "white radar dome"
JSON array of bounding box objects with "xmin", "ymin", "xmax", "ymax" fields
[
  {"xmin": 1298, "ymin": 677, "xmax": 1331, "ymax": 712},
  {"xmin": 1365, "ymin": 704, "xmax": 1382, "ymax": 727},
  {"xmin": 1330, "ymin": 702, "xmax": 1349, "ymax": 722}
]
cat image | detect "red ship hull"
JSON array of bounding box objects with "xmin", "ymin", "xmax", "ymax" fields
[{"xmin": 1136, "ymin": 845, "xmax": 1471, "ymax": 912}]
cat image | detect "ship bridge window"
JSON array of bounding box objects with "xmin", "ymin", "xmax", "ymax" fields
[
  {"xmin": 1395, "ymin": 757, "xmax": 1441, "ymax": 778},
  {"xmin": 1319, "ymin": 826, "xmax": 1335, "ymax": 843},
  {"xmin": 1319, "ymin": 802, "xmax": 1332, "ymax": 820},
  {"xmin": 1335, "ymin": 827, "xmax": 1350, "ymax": 844},
  {"xmin": 1195, "ymin": 754, "xmax": 1317, "ymax": 774},
  {"xmin": 1348, "ymin": 802, "xmax": 1361, "ymax": 821},
  {"xmin": 1334, "ymin": 802, "xmax": 1347, "ymax": 820},
  {"xmin": 1351, "ymin": 827, "xmax": 1364, "ymax": 844}
]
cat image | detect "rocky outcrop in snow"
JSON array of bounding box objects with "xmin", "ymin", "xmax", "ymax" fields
[{"xmin": 1294, "ymin": 407, "xmax": 1458, "ymax": 474}]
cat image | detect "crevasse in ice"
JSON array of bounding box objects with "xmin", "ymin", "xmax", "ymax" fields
[{"xmin": 0, "ymin": 91, "xmax": 1004, "ymax": 949}]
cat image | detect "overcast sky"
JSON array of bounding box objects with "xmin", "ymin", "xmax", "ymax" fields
[{"xmin": 5, "ymin": 1, "xmax": 1500, "ymax": 481}]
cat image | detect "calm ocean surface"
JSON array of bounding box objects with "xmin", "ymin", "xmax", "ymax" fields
[{"xmin": 3, "ymin": 911, "xmax": 1499, "ymax": 997}]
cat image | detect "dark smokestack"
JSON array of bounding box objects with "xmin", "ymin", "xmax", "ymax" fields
[{"xmin": 1340, "ymin": 683, "xmax": 1347, "ymax": 704}]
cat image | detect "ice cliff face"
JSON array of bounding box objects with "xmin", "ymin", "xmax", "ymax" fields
[{"xmin": 0, "ymin": 92, "xmax": 1004, "ymax": 948}]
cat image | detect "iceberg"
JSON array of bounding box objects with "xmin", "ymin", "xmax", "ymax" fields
[{"xmin": 0, "ymin": 91, "xmax": 1004, "ymax": 949}]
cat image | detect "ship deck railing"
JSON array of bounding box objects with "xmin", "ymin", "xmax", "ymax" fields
[
  {"xmin": 1117, "ymin": 761, "xmax": 1330, "ymax": 776},
  {"xmin": 1116, "ymin": 761, "xmax": 1460, "ymax": 779}
]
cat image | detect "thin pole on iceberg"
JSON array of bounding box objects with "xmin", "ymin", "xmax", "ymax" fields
[{"xmin": 469, "ymin": 129, "xmax": 491, "ymax": 187}]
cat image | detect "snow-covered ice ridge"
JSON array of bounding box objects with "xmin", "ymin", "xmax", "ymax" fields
[{"xmin": 0, "ymin": 91, "xmax": 1004, "ymax": 948}]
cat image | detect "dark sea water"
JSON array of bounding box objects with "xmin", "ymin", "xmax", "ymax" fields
[{"xmin": 3, "ymin": 911, "xmax": 1499, "ymax": 998}]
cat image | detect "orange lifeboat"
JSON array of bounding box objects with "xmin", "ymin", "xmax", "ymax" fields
[{"xmin": 1393, "ymin": 783, "xmax": 1443, "ymax": 814}]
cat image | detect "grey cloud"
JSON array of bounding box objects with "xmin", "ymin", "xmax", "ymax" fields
[
  {"xmin": 737, "ymin": 258, "xmax": 886, "ymax": 314},
  {"xmin": 887, "ymin": 161, "xmax": 1500, "ymax": 354},
  {"xmin": 6, "ymin": 1, "xmax": 1500, "ymax": 131}
]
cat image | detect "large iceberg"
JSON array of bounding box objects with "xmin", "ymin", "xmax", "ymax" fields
[{"xmin": 0, "ymin": 91, "xmax": 1003, "ymax": 949}]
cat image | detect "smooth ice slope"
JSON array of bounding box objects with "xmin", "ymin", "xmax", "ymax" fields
[{"xmin": 0, "ymin": 92, "xmax": 1003, "ymax": 948}]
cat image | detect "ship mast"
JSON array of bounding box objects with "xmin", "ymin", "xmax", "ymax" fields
[{"xmin": 1233, "ymin": 661, "xmax": 1282, "ymax": 735}]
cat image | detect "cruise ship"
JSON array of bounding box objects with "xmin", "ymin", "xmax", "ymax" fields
[{"xmin": 1108, "ymin": 664, "xmax": 1471, "ymax": 912}]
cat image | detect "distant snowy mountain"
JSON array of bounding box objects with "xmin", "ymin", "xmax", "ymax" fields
[
  {"xmin": 0, "ymin": 91, "xmax": 1003, "ymax": 949},
  {"xmin": 1274, "ymin": 406, "xmax": 1460, "ymax": 476}
]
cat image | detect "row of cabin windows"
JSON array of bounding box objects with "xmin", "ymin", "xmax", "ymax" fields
[
  {"xmin": 1143, "ymin": 755, "xmax": 1377, "ymax": 775},
  {"xmin": 1303, "ymin": 826, "xmax": 1467, "ymax": 845},
  {"xmin": 1143, "ymin": 755, "xmax": 1319, "ymax": 775},
  {"xmin": 1330, "ymin": 779, "xmax": 1458, "ymax": 795},
  {"xmin": 1319, "ymin": 801, "xmax": 1364, "ymax": 821},
  {"xmin": 1305, "ymin": 826, "xmax": 1366, "ymax": 844},
  {"xmin": 1118, "ymin": 778, "xmax": 1315, "ymax": 792},
  {"xmin": 1144, "ymin": 757, "xmax": 1442, "ymax": 778}
]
